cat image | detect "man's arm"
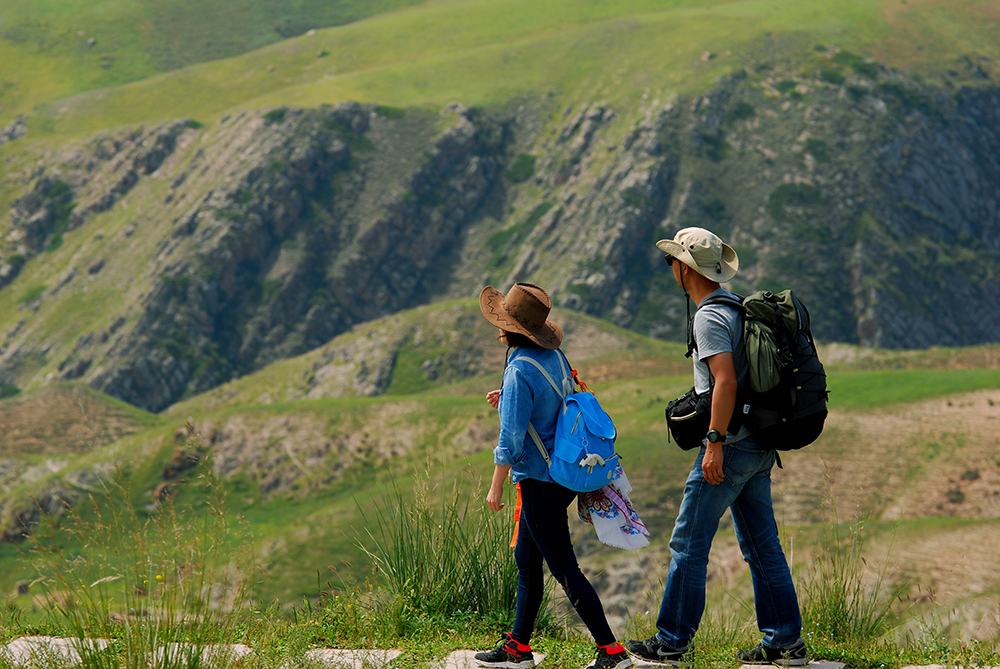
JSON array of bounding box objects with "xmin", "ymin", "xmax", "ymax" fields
[{"xmin": 702, "ymin": 351, "xmax": 738, "ymax": 485}]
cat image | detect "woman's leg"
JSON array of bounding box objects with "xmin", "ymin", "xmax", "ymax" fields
[
  {"xmin": 511, "ymin": 502, "xmax": 545, "ymax": 644},
  {"xmin": 519, "ymin": 478, "xmax": 615, "ymax": 646}
]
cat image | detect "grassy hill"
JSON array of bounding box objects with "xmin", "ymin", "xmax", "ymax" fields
[
  {"xmin": 0, "ymin": 0, "xmax": 999, "ymax": 650},
  {"xmin": 1, "ymin": 0, "xmax": 996, "ymax": 137},
  {"xmin": 1, "ymin": 299, "xmax": 998, "ymax": 639},
  {"xmin": 0, "ymin": 0, "xmax": 428, "ymax": 121},
  {"xmin": 1, "ymin": 0, "xmax": 998, "ymax": 410}
]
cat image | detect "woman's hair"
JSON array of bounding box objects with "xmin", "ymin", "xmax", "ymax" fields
[{"xmin": 504, "ymin": 331, "xmax": 541, "ymax": 349}]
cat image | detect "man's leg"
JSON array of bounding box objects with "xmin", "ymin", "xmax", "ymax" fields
[
  {"xmin": 653, "ymin": 447, "xmax": 742, "ymax": 650},
  {"xmin": 729, "ymin": 448, "xmax": 803, "ymax": 649}
]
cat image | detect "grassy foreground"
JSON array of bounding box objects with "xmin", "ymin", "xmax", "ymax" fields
[
  {"xmin": 2, "ymin": 459, "xmax": 1000, "ymax": 669},
  {"xmin": 0, "ymin": 309, "xmax": 997, "ymax": 666}
]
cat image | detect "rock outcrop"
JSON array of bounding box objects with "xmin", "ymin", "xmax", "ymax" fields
[
  {"xmin": 1, "ymin": 103, "xmax": 509, "ymax": 411},
  {"xmin": 1, "ymin": 59, "xmax": 999, "ymax": 412}
]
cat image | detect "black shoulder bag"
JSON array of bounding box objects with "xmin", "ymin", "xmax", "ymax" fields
[{"xmin": 664, "ymin": 292, "xmax": 745, "ymax": 451}]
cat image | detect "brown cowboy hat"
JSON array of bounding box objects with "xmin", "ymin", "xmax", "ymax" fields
[{"xmin": 479, "ymin": 283, "xmax": 563, "ymax": 350}]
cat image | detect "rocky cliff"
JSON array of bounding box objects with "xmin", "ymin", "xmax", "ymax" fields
[
  {"xmin": 1, "ymin": 104, "xmax": 510, "ymax": 411},
  {"xmin": 0, "ymin": 50, "xmax": 998, "ymax": 412},
  {"xmin": 449, "ymin": 53, "xmax": 1000, "ymax": 349}
]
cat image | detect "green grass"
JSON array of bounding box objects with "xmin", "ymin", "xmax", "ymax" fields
[
  {"xmin": 0, "ymin": 297, "xmax": 998, "ymax": 646},
  {"xmin": 18, "ymin": 284, "xmax": 46, "ymax": 305},
  {"xmin": 506, "ymin": 153, "xmax": 536, "ymax": 183},
  {"xmin": 0, "ymin": 0, "xmax": 431, "ymax": 124},
  {"xmin": 6, "ymin": 0, "xmax": 998, "ymax": 138},
  {"xmin": 829, "ymin": 368, "xmax": 1000, "ymax": 409}
]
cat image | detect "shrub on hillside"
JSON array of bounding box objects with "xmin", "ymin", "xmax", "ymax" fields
[
  {"xmin": 768, "ymin": 183, "xmax": 822, "ymax": 220},
  {"xmin": 19, "ymin": 284, "xmax": 45, "ymax": 305},
  {"xmin": 506, "ymin": 154, "xmax": 536, "ymax": 183},
  {"xmin": 725, "ymin": 100, "xmax": 756, "ymax": 124},
  {"xmin": 263, "ymin": 108, "xmax": 287, "ymax": 125},
  {"xmin": 820, "ymin": 68, "xmax": 846, "ymax": 85},
  {"xmin": 776, "ymin": 80, "xmax": 798, "ymax": 94},
  {"xmin": 803, "ymin": 138, "xmax": 832, "ymax": 162}
]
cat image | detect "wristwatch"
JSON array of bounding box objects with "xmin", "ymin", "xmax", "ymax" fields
[{"xmin": 706, "ymin": 429, "xmax": 726, "ymax": 444}]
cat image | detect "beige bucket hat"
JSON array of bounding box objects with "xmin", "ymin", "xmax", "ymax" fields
[
  {"xmin": 479, "ymin": 283, "xmax": 562, "ymax": 349},
  {"xmin": 656, "ymin": 227, "xmax": 739, "ymax": 283}
]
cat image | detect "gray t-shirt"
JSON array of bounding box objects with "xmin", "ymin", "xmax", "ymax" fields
[{"xmin": 692, "ymin": 288, "xmax": 752, "ymax": 443}]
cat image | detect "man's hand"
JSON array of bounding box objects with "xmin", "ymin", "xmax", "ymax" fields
[
  {"xmin": 702, "ymin": 351, "xmax": 736, "ymax": 486},
  {"xmin": 702, "ymin": 442, "xmax": 725, "ymax": 485},
  {"xmin": 487, "ymin": 389, "xmax": 501, "ymax": 409}
]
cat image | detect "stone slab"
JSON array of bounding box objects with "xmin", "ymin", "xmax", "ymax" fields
[
  {"xmin": 433, "ymin": 650, "xmax": 546, "ymax": 669},
  {"xmin": 305, "ymin": 648, "xmax": 404, "ymax": 669},
  {"xmin": 739, "ymin": 664, "xmax": 845, "ymax": 669},
  {"xmin": 152, "ymin": 642, "xmax": 253, "ymax": 666},
  {"xmin": 2, "ymin": 636, "xmax": 110, "ymax": 667}
]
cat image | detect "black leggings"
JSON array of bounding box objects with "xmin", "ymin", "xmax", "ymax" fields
[{"xmin": 511, "ymin": 478, "xmax": 615, "ymax": 646}]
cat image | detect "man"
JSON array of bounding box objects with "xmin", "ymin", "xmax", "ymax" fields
[{"xmin": 625, "ymin": 228, "xmax": 807, "ymax": 666}]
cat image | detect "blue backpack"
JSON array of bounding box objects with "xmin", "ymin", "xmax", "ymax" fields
[{"xmin": 514, "ymin": 352, "xmax": 619, "ymax": 493}]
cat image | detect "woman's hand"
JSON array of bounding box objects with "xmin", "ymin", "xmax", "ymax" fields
[
  {"xmin": 486, "ymin": 389, "xmax": 501, "ymax": 409},
  {"xmin": 487, "ymin": 481, "xmax": 505, "ymax": 511},
  {"xmin": 487, "ymin": 464, "xmax": 511, "ymax": 511}
]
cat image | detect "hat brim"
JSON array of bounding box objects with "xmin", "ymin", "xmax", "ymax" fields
[
  {"xmin": 479, "ymin": 286, "xmax": 563, "ymax": 350},
  {"xmin": 656, "ymin": 239, "xmax": 739, "ymax": 283}
]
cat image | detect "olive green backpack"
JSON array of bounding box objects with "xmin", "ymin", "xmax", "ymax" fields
[{"xmin": 701, "ymin": 289, "xmax": 829, "ymax": 450}]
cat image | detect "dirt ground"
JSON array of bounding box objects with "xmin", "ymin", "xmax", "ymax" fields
[{"xmin": 0, "ymin": 385, "xmax": 149, "ymax": 456}]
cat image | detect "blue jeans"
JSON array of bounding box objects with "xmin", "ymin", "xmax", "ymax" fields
[
  {"xmin": 512, "ymin": 478, "xmax": 615, "ymax": 646},
  {"xmin": 655, "ymin": 437, "xmax": 802, "ymax": 650}
]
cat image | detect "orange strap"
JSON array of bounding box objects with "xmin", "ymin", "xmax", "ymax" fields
[
  {"xmin": 510, "ymin": 482, "xmax": 522, "ymax": 549},
  {"xmin": 571, "ymin": 366, "xmax": 594, "ymax": 395}
]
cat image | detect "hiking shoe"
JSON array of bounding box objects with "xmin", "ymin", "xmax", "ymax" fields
[
  {"xmin": 592, "ymin": 644, "xmax": 633, "ymax": 669},
  {"xmin": 623, "ymin": 636, "xmax": 688, "ymax": 666},
  {"xmin": 735, "ymin": 639, "xmax": 809, "ymax": 666},
  {"xmin": 475, "ymin": 633, "xmax": 535, "ymax": 669}
]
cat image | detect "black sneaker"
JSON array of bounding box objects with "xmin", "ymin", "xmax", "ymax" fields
[
  {"xmin": 623, "ymin": 636, "xmax": 688, "ymax": 666},
  {"xmin": 475, "ymin": 633, "xmax": 535, "ymax": 669},
  {"xmin": 735, "ymin": 639, "xmax": 809, "ymax": 666},
  {"xmin": 592, "ymin": 645, "xmax": 634, "ymax": 669}
]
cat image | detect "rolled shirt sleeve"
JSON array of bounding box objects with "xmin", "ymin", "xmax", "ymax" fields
[{"xmin": 494, "ymin": 365, "xmax": 534, "ymax": 466}]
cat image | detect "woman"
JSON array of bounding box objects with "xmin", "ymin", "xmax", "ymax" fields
[{"xmin": 474, "ymin": 283, "xmax": 632, "ymax": 669}]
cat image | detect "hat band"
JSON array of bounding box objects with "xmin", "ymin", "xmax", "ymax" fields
[{"xmin": 503, "ymin": 299, "xmax": 546, "ymax": 331}]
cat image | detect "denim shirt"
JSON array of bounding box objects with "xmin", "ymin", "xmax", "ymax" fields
[{"xmin": 494, "ymin": 347, "xmax": 569, "ymax": 483}]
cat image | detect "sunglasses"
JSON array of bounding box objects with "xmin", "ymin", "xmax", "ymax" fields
[{"xmin": 663, "ymin": 255, "xmax": 676, "ymax": 267}]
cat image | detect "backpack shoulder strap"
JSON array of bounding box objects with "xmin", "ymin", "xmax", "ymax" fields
[
  {"xmin": 512, "ymin": 353, "xmax": 574, "ymax": 470},
  {"xmin": 512, "ymin": 355, "xmax": 572, "ymax": 400},
  {"xmin": 689, "ymin": 293, "xmax": 744, "ymax": 354},
  {"xmin": 700, "ymin": 293, "xmax": 744, "ymax": 312},
  {"xmin": 526, "ymin": 423, "xmax": 552, "ymax": 466}
]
